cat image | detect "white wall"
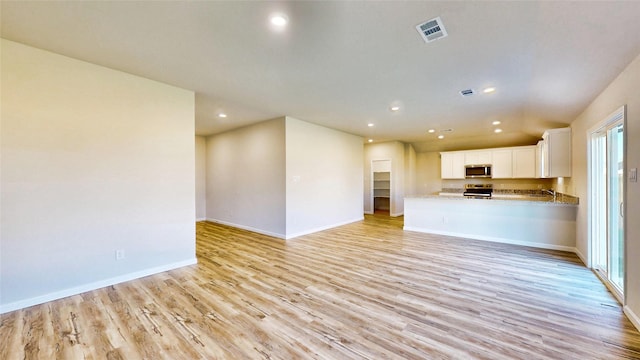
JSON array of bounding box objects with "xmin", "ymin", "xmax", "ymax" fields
[
  {"xmin": 0, "ymin": 40, "xmax": 196, "ymax": 313},
  {"xmin": 205, "ymin": 118, "xmax": 287, "ymax": 238},
  {"xmin": 415, "ymin": 152, "xmax": 442, "ymax": 195},
  {"xmin": 195, "ymin": 136, "xmax": 207, "ymax": 221},
  {"xmin": 565, "ymin": 53, "xmax": 640, "ymax": 324},
  {"xmin": 404, "ymin": 144, "xmax": 417, "ymax": 197},
  {"xmin": 364, "ymin": 141, "xmax": 405, "ymax": 216},
  {"xmin": 285, "ymin": 117, "xmax": 363, "ymax": 238}
]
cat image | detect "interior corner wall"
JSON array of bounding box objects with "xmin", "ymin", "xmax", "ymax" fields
[
  {"xmin": 0, "ymin": 39, "xmax": 196, "ymax": 313},
  {"xmin": 566, "ymin": 53, "xmax": 640, "ymax": 320},
  {"xmin": 205, "ymin": 118, "xmax": 286, "ymax": 238},
  {"xmin": 404, "ymin": 143, "xmax": 417, "ymax": 197},
  {"xmin": 415, "ymin": 151, "xmax": 443, "ymax": 196},
  {"xmin": 364, "ymin": 141, "xmax": 405, "ymax": 216},
  {"xmin": 195, "ymin": 135, "xmax": 207, "ymax": 221},
  {"xmin": 284, "ymin": 117, "xmax": 364, "ymax": 238}
]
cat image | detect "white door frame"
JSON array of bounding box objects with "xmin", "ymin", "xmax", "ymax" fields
[{"xmin": 586, "ymin": 105, "xmax": 626, "ymax": 303}]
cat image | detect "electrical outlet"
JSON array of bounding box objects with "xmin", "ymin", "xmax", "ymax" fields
[
  {"xmin": 115, "ymin": 249, "xmax": 125, "ymax": 260},
  {"xmin": 630, "ymin": 168, "xmax": 638, "ymax": 183}
]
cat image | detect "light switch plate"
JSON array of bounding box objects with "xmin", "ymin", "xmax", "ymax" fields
[{"xmin": 630, "ymin": 168, "xmax": 638, "ymax": 182}]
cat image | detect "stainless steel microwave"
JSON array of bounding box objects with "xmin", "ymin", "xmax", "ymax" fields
[{"xmin": 465, "ymin": 164, "xmax": 492, "ymax": 178}]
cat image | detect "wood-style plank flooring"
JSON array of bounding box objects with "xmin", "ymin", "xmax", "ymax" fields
[{"xmin": 2, "ymin": 214, "xmax": 640, "ymax": 359}]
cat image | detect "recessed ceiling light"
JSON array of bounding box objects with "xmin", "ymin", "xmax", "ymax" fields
[
  {"xmin": 438, "ymin": 135, "xmax": 445, "ymax": 139},
  {"xmin": 390, "ymin": 105, "xmax": 400, "ymax": 112},
  {"xmin": 270, "ymin": 14, "xmax": 288, "ymax": 27},
  {"xmin": 218, "ymin": 113, "xmax": 227, "ymax": 118},
  {"xmin": 492, "ymin": 120, "xmax": 501, "ymax": 125},
  {"xmin": 368, "ymin": 123, "xmax": 374, "ymax": 127},
  {"xmin": 428, "ymin": 129, "xmax": 435, "ymax": 133},
  {"xmin": 483, "ymin": 87, "xmax": 496, "ymax": 94},
  {"xmin": 494, "ymin": 128, "xmax": 503, "ymax": 133},
  {"xmin": 368, "ymin": 139, "xmax": 373, "ymax": 143}
]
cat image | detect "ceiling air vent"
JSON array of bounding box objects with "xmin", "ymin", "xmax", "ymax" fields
[
  {"xmin": 460, "ymin": 89, "xmax": 474, "ymax": 97},
  {"xmin": 416, "ymin": 16, "xmax": 448, "ymax": 43}
]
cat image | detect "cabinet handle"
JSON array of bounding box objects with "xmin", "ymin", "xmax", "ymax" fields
[{"xmin": 620, "ymin": 201, "xmax": 624, "ymax": 218}]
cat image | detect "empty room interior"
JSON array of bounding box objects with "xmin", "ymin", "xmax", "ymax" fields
[{"xmin": 3, "ymin": 1, "xmax": 640, "ymax": 359}]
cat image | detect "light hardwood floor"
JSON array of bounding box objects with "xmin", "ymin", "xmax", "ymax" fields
[{"xmin": 2, "ymin": 214, "xmax": 640, "ymax": 359}]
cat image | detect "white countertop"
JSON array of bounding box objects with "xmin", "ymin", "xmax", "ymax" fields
[{"xmin": 406, "ymin": 193, "xmax": 578, "ymax": 206}]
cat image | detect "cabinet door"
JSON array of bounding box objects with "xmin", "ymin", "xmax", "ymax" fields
[
  {"xmin": 441, "ymin": 152, "xmax": 465, "ymax": 179},
  {"xmin": 441, "ymin": 153, "xmax": 453, "ymax": 179},
  {"xmin": 541, "ymin": 134, "xmax": 550, "ymax": 178},
  {"xmin": 452, "ymin": 152, "xmax": 465, "ymax": 179},
  {"xmin": 512, "ymin": 146, "xmax": 536, "ymax": 178},
  {"xmin": 544, "ymin": 128, "xmax": 572, "ymax": 177},
  {"xmin": 492, "ymin": 149, "xmax": 513, "ymax": 178},
  {"xmin": 536, "ymin": 141, "xmax": 543, "ymax": 178},
  {"xmin": 477, "ymin": 151, "xmax": 492, "ymax": 165},
  {"xmin": 464, "ymin": 150, "xmax": 492, "ymax": 165}
]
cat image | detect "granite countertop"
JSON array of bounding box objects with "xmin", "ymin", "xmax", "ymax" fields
[{"xmin": 408, "ymin": 192, "xmax": 579, "ymax": 206}]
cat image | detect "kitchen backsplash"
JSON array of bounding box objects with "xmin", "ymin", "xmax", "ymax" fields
[
  {"xmin": 440, "ymin": 178, "xmax": 554, "ymax": 190},
  {"xmin": 440, "ymin": 187, "xmax": 579, "ymax": 204}
]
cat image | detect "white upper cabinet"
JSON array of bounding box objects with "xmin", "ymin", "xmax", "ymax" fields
[
  {"xmin": 464, "ymin": 150, "xmax": 492, "ymax": 165},
  {"xmin": 512, "ymin": 146, "xmax": 537, "ymax": 178},
  {"xmin": 491, "ymin": 149, "xmax": 513, "ymax": 178},
  {"xmin": 440, "ymin": 142, "xmax": 548, "ymax": 180},
  {"xmin": 540, "ymin": 128, "xmax": 572, "ymax": 178},
  {"xmin": 440, "ymin": 152, "xmax": 465, "ymax": 179}
]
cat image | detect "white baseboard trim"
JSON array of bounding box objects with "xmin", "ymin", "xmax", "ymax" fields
[
  {"xmin": 364, "ymin": 211, "xmax": 374, "ymax": 215},
  {"xmin": 0, "ymin": 258, "xmax": 197, "ymax": 314},
  {"xmin": 574, "ymin": 247, "xmax": 588, "ymax": 266},
  {"xmin": 403, "ymin": 226, "xmax": 577, "ymax": 253},
  {"xmin": 390, "ymin": 212, "xmax": 404, "ymax": 217},
  {"xmin": 206, "ymin": 217, "xmax": 365, "ymax": 240},
  {"xmin": 285, "ymin": 217, "xmax": 364, "ymax": 240},
  {"xmin": 624, "ymin": 306, "xmax": 640, "ymax": 332},
  {"xmin": 196, "ymin": 217, "xmax": 207, "ymax": 222},
  {"xmin": 206, "ymin": 218, "xmax": 286, "ymax": 239}
]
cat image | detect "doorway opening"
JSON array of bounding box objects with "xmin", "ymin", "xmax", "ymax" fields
[{"xmin": 372, "ymin": 160, "xmax": 391, "ymax": 215}]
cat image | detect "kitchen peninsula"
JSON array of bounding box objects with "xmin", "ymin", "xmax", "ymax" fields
[
  {"xmin": 407, "ymin": 128, "xmax": 579, "ymax": 252},
  {"xmin": 404, "ymin": 193, "xmax": 578, "ymax": 252}
]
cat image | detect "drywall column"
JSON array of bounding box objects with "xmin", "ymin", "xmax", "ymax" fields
[
  {"xmin": 195, "ymin": 135, "xmax": 207, "ymax": 221},
  {"xmin": 285, "ymin": 117, "xmax": 363, "ymax": 238}
]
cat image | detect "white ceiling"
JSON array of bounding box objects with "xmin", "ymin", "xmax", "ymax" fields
[{"xmin": 2, "ymin": 1, "xmax": 640, "ymax": 152}]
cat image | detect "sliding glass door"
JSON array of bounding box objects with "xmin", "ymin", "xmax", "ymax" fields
[
  {"xmin": 607, "ymin": 123, "xmax": 624, "ymax": 290},
  {"xmin": 589, "ymin": 107, "xmax": 625, "ymax": 300}
]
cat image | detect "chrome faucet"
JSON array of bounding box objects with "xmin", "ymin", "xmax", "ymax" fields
[{"xmin": 543, "ymin": 189, "xmax": 557, "ymax": 201}]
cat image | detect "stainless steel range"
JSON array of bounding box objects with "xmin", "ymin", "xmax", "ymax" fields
[{"xmin": 463, "ymin": 184, "xmax": 493, "ymax": 198}]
